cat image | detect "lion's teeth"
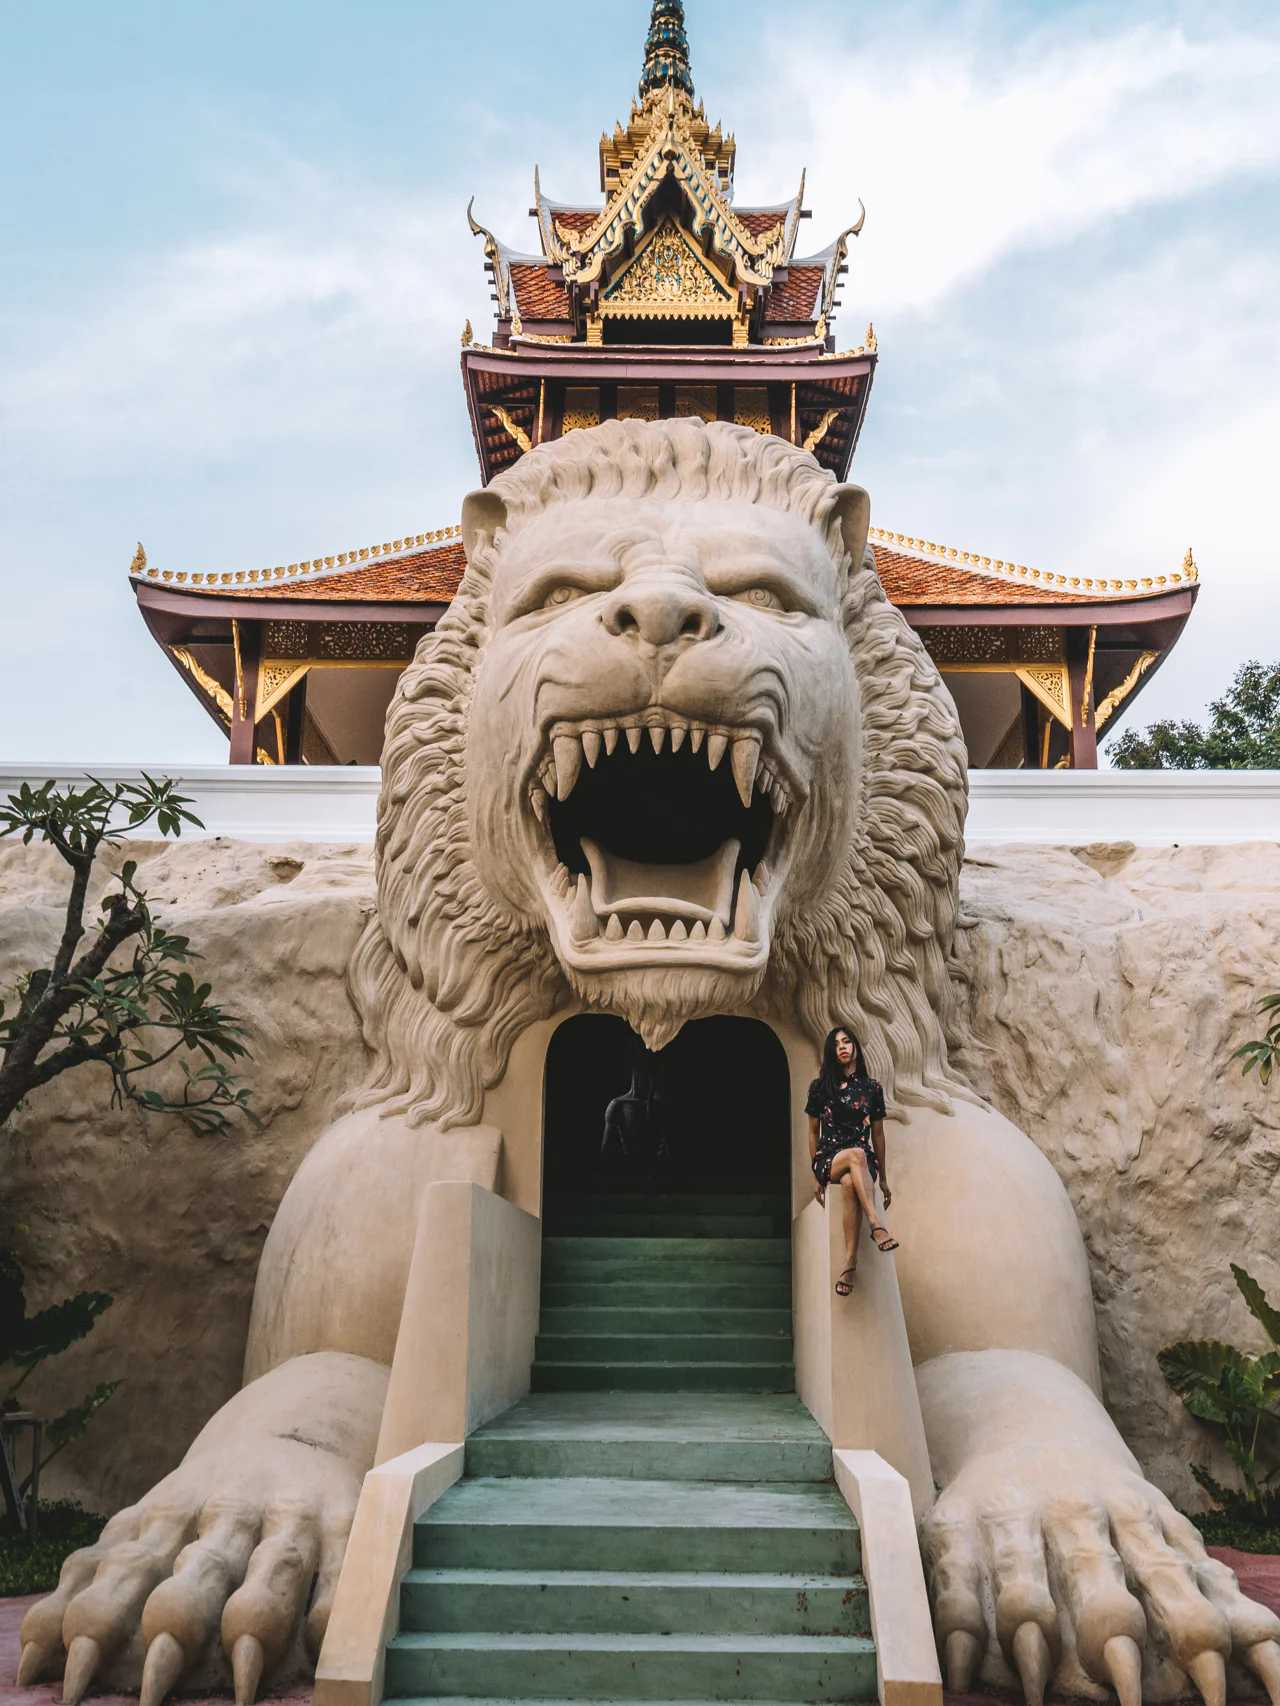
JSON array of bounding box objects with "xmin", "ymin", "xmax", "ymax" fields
[
  {"xmin": 690, "ymin": 724, "xmax": 705, "ymax": 754},
  {"xmin": 734, "ymin": 868, "xmax": 761, "ymax": 942},
  {"xmin": 582, "ymin": 730, "xmax": 602, "ymax": 768},
  {"xmin": 647, "ymin": 918, "xmax": 666, "ymax": 942},
  {"xmin": 730, "ymin": 738, "xmax": 760, "ymax": 809},
  {"xmin": 626, "ymin": 725, "xmax": 642, "ymax": 755},
  {"xmin": 604, "ymin": 726, "xmax": 619, "ymax": 756},
  {"xmin": 773, "ymin": 786, "xmax": 790, "ymax": 819},
  {"xmin": 553, "ymin": 862, "xmax": 572, "ymax": 895},
  {"xmin": 605, "ymin": 913, "xmax": 624, "ymax": 941},
  {"xmin": 758, "ymin": 766, "xmax": 774, "ymax": 794},
  {"xmin": 627, "ymin": 919, "xmax": 645, "ymax": 941},
  {"xmin": 708, "ymin": 916, "xmax": 727, "ymax": 941},
  {"xmin": 670, "ymin": 724, "xmax": 687, "ymax": 752},
  {"xmin": 690, "ymin": 920, "xmax": 707, "ymax": 942},
  {"xmin": 541, "ymin": 759, "xmax": 556, "ymax": 793},
  {"xmin": 669, "ymin": 919, "xmax": 688, "ymax": 942},
  {"xmin": 649, "ymin": 723, "xmax": 666, "ymax": 755},
  {"xmin": 530, "ymin": 787, "xmax": 549, "ymax": 825},
  {"xmin": 706, "ymin": 732, "xmax": 727, "ymax": 771},
  {"xmin": 571, "ymin": 875, "xmax": 597, "ymax": 941},
  {"xmin": 553, "ymin": 736, "xmax": 581, "ymax": 800},
  {"xmin": 753, "ymin": 861, "xmax": 772, "ymax": 895}
]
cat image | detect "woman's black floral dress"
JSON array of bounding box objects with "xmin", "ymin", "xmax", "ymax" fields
[{"xmin": 806, "ymin": 1074, "xmax": 886, "ymax": 1188}]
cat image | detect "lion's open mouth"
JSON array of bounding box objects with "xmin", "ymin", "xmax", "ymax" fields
[{"xmin": 528, "ymin": 712, "xmax": 797, "ymax": 970}]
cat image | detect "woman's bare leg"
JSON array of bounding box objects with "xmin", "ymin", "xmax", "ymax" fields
[
  {"xmin": 840, "ymin": 1174, "xmax": 863, "ymax": 1273},
  {"xmin": 829, "ymin": 1148, "xmax": 891, "ymax": 1244}
]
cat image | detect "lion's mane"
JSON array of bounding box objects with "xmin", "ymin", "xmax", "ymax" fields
[{"xmin": 346, "ymin": 418, "xmax": 972, "ymax": 1129}]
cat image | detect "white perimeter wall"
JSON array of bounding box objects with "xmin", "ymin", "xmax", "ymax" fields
[{"xmin": 1, "ymin": 764, "xmax": 1277, "ymax": 847}]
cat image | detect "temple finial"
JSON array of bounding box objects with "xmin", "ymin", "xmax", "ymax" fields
[{"xmin": 640, "ymin": 1, "xmax": 694, "ymax": 103}]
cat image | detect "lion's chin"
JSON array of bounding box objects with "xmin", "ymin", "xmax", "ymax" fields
[{"xmin": 560, "ymin": 959, "xmax": 769, "ymax": 1054}]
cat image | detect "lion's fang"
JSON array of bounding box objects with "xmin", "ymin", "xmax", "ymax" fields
[
  {"xmin": 731, "ymin": 738, "xmax": 760, "ymax": 809},
  {"xmin": 571, "ymin": 875, "xmax": 596, "ymax": 941},
  {"xmin": 553, "ymin": 736, "xmax": 581, "ymax": 800}
]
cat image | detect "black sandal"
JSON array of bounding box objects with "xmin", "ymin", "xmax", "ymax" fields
[
  {"xmin": 835, "ymin": 1266, "xmax": 856, "ymax": 1295},
  {"xmin": 870, "ymin": 1225, "xmax": 899, "ymax": 1253}
]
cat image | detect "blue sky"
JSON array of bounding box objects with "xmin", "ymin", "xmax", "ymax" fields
[{"xmin": 3, "ymin": 0, "xmax": 1279, "ymax": 763}]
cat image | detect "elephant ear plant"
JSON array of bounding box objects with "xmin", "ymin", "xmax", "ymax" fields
[{"xmin": 1159, "ymin": 1264, "xmax": 1280, "ymax": 1543}]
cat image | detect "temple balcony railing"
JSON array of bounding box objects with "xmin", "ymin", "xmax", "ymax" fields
[{"xmin": 0, "ymin": 766, "xmax": 1276, "ymax": 848}]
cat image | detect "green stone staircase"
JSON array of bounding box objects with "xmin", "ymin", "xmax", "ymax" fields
[{"xmin": 382, "ymin": 1191, "xmax": 876, "ymax": 1706}]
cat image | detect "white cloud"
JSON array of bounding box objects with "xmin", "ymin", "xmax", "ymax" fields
[{"xmin": 745, "ymin": 11, "xmax": 1280, "ymax": 314}]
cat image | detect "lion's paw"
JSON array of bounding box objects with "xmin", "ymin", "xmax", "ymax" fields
[
  {"xmin": 17, "ymin": 1434, "xmax": 359, "ymax": 1706},
  {"xmin": 923, "ymin": 1451, "xmax": 1280, "ymax": 1706}
]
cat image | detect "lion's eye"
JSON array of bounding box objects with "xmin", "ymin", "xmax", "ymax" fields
[
  {"xmin": 738, "ymin": 587, "xmax": 784, "ymax": 611},
  {"xmin": 543, "ymin": 585, "xmax": 579, "ymax": 609}
]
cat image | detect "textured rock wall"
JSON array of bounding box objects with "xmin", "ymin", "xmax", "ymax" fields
[
  {"xmin": 950, "ymin": 841, "xmax": 1280, "ymax": 1508},
  {"xmin": 0, "ymin": 839, "xmax": 374, "ymax": 1512},
  {"xmin": 3, "ymin": 836, "xmax": 1276, "ymax": 1515}
]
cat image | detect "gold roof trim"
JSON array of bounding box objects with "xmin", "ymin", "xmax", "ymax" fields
[
  {"xmin": 129, "ymin": 526, "xmax": 463, "ymax": 589},
  {"xmin": 869, "ymin": 528, "xmax": 1200, "ymax": 600}
]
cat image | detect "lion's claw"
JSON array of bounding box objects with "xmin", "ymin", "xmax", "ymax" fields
[
  {"xmin": 1012, "ymin": 1621, "xmax": 1053, "ymax": 1706},
  {"xmin": 944, "ymin": 1628, "xmax": 982, "ymax": 1691},
  {"xmin": 1185, "ymin": 1648, "xmax": 1227, "ymax": 1706},
  {"xmin": 1247, "ymin": 1639, "xmax": 1280, "ymax": 1706},
  {"xmin": 61, "ymin": 1634, "xmax": 100, "ymax": 1706},
  {"xmin": 16, "ymin": 1641, "xmax": 49, "ymax": 1687},
  {"xmin": 140, "ymin": 1632, "xmax": 186, "ymax": 1706},
  {"xmin": 231, "ymin": 1633, "xmax": 265, "ymax": 1706},
  {"xmin": 1102, "ymin": 1634, "xmax": 1143, "ymax": 1706}
]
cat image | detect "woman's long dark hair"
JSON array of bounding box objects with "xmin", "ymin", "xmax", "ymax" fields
[{"xmin": 818, "ymin": 1024, "xmax": 866, "ymax": 1100}]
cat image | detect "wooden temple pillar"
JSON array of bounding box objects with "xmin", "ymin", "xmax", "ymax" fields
[
  {"xmin": 1065, "ymin": 626, "xmax": 1099, "ymax": 770},
  {"xmin": 228, "ymin": 620, "xmax": 263, "ymax": 765}
]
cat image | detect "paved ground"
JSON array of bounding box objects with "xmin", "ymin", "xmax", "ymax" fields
[{"xmin": 2, "ymin": 1548, "xmax": 1279, "ymax": 1703}]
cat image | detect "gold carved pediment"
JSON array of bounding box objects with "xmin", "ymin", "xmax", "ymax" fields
[{"xmin": 601, "ymin": 217, "xmax": 737, "ymax": 320}]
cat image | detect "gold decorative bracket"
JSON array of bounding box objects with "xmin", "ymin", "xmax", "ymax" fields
[
  {"xmin": 1016, "ymin": 665, "xmax": 1073, "ymax": 730},
  {"xmin": 255, "ymin": 661, "xmax": 311, "ymax": 724}
]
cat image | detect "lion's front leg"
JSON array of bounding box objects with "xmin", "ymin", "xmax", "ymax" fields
[
  {"xmin": 918, "ymin": 1350, "xmax": 1280, "ymax": 1706},
  {"xmin": 19, "ymin": 1351, "xmax": 387, "ymax": 1705}
]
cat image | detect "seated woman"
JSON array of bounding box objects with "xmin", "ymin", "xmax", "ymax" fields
[{"xmin": 806, "ymin": 1025, "xmax": 898, "ymax": 1295}]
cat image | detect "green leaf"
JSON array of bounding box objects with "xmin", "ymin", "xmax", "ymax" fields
[
  {"xmin": 1159, "ymin": 1338, "xmax": 1256, "ymax": 1396},
  {"xmin": 1234, "ymin": 1266, "xmax": 1280, "ymax": 1348},
  {"xmin": 5, "ymin": 1291, "xmax": 113, "ymax": 1368},
  {"xmin": 41, "ymin": 1381, "xmax": 121, "ymax": 1450}
]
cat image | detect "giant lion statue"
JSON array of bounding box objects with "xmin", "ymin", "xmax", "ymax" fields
[{"xmin": 19, "ymin": 419, "xmax": 1280, "ymax": 1706}]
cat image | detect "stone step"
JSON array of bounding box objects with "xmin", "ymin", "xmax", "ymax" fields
[
  {"xmin": 539, "ymin": 1304, "xmax": 794, "ymax": 1335},
  {"xmin": 416, "ymin": 1476, "xmax": 859, "ymax": 1574},
  {"xmin": 543, "ymin": 1235, "xmax": 789, "ymax": 1269},
  {"xmin": 383, "ymin": 1630, "xmax": 877, "ymax": 1702},
  {"xmin": 534, "ymin": 1332, "xmax": 793, "ymax": 1364},
  {"xmin": 545, "ymin": 1211, "xmax": 781, "ymax": 1238},
  {"xmin": 541, "ymin": 1278, "xmax": 790, "ymax": 1310},
  {"xmin": 399, "ymin": 1566, "xmax": 870, "ymax": 1636},
  {"xmin": 546, "ymin": 1193, "xmax": 788, "ymax": 1218},
  {"xmin": 464, "ymin": 1393, "xmax": 832, "ymax": 1483},
  {"xmin": 531, "ymin": 1360, "xmax": 795, "ymax": 1394}
]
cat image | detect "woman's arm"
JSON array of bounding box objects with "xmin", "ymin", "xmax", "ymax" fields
[
  {"xmin": 808, "ymin": 1115, "xmax": 823, "ymax": 1199},
  {"xmin": 871, "ymin": 1118, "xmax": 891, "ymax": 1206}
]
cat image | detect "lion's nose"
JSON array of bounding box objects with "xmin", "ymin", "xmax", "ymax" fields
[{"xmin": 602, "ymin": 579, "xmax": 721, "ymax": 649}]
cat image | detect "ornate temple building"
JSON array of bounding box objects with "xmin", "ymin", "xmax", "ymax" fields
[{"xmin": 129, "ymin": 1, "xmax": 1197, "ymax": 769}]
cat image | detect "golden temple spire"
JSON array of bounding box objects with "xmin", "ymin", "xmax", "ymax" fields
[{"xmin": 640, "ymin": 0, "xmax": 694, "ymax": 103}]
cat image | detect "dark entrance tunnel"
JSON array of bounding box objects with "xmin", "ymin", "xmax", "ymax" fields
[{"xmin": 542, "ymin": 1014, "xmax": 790, "ymax": 1202}]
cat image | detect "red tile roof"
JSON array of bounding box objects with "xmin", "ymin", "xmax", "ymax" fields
[
  {"xmin": 769, "ymin": 266, "xmax": 823, "ymax": 320},
  {"xmin": 872, "ymin": 546, "xmax": 1101, "ymax": 607},
  {"xmin": 510, "ymin": 263, "xmax": 572, "ymax": 321},
  {"xmin": 136, "ymin": 531, "xmax": 1189, "ymax": 612},
  {"xmin": 552, "ymin": 209, "xmax": 598, "ymax": 235},
  {"xmin": 737, "ymin": 211, "xmax": 785, "ymax": 239}
]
